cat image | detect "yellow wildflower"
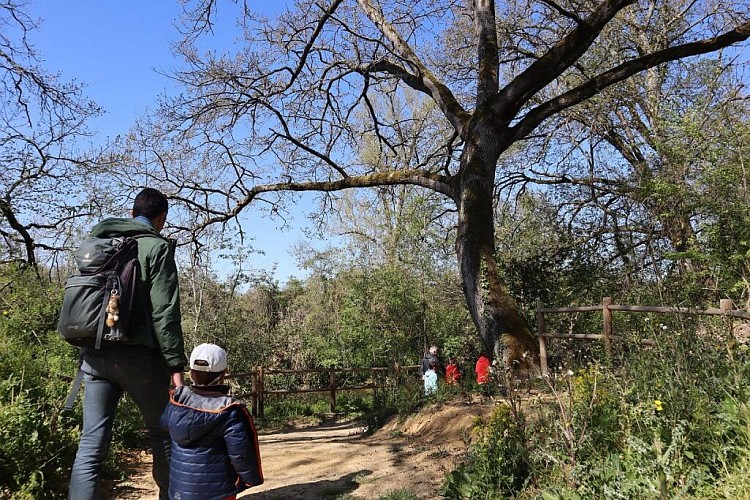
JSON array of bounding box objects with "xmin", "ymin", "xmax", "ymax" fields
[{"xmin": 654, "ymin": 400, "xmax": 663, "ymax": 412}]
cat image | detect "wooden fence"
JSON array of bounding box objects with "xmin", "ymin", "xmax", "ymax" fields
[
  {"xmin": 537, "ymin": 297, "xmax": 750, "ymax": 376},
  {"xmin": 228, "ymin": 364, "xmax": 420, "ymax": 418}
]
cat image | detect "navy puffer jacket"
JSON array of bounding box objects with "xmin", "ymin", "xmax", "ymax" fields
[{"xmin": 161, "ymin": 385, "xmax": 263, "ymax": 500}]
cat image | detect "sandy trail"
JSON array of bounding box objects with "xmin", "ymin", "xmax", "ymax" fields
[{"xmin": 108, "ymin": 400, "xmax": 493, "ymax": 499}]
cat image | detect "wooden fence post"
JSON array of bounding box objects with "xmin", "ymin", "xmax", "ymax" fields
[
  {"xmin": 602, "ymin": 296, "xmax": 613, "ymax": 358},
  {"xmin": 721, "ymin": 299, "xmax": 735, "ymax": 358},
  {"xmin": 536, "ymin": 300, "xmax": 548, "ymax": 377},
  {"xmin": 329, "ymin": 370, "xmax": 337, "ymax": 413},
  {"xmin": 721, "ymin": 299, "xmax": 734, "ymax": 334},
  {"xmin": 251, "ymin": 367, "xmax": 258, "ymax": 417},
  {"xmin": 258, "ymin": 365, "xmax": 265, "ymax": 419}
]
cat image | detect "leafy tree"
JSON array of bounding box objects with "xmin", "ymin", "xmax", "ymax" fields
[
  {"xmin": 694, "ymin": 115, "xmax": 750, "ymax": 306},
  {"xmin": 179, "ymin": 240, "xmax": 282, "ymax": 371},
  {"xmin": 494, "ymin": 192, "xmax": 616, "ymax": 310},
  {"xmin": 121, "ymin": 0, "xmax": 750, "ymax": 372}
]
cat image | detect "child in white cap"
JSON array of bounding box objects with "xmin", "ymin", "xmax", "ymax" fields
[{"xmin": 160, "ymin": 343, "xmax": 263, "ymax": 500}]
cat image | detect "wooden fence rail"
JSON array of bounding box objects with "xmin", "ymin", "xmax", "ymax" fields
[
  {"xmin": 537, "ymin": 297, "xmax": 749, "ymax": 376},
  {"xmin": 227, "ymin": 364, "xmax": 420, "ymax": 418}
]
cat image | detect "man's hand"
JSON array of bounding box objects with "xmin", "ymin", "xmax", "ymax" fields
[{"xmin": 172, "ymin": 371, "xmax": 185, "ymax": 388}]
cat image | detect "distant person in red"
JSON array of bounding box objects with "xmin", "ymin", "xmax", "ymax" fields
[
  {"xmin": 445, "ymin": 356, "xmax": 461, "ymax": 385},
  {"xmin": 475, "ymin": 353, "xmax": 491, "ymax": 384}
]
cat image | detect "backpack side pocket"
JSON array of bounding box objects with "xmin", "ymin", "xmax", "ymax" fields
[{"xmin": 58, "ymin": 274, "xmax": 109, "ymax": 346}]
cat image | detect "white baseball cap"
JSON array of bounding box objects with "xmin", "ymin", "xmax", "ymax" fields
[{"xmin": 189, "ymin": 343, "xmax": 228, "ymax": 372}]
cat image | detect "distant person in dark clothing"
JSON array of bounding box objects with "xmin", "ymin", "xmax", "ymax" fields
[{"xmin": 420, "ymin": 345, "xmax": 440, "ymax": 379}]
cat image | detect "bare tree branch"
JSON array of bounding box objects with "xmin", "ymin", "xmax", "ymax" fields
[
  {"xmin": 513, "ymin": 21, "xmax": 750, "ymax": 140},
  {"xmin": 182, "ymin": 168, "xmax": 455, "ymax": 231},
  {"xmin": 356, "ymin": 0, "xmax": 471, "ymax": 136},
  {"xmin": 494, "ymin": 0, "xmax": 636, "ymax": 122}
]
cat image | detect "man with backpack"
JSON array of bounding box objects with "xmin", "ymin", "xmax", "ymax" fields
[{"xmin": 68, "ymin": 188, "xmax": 188, "ymax": 500}]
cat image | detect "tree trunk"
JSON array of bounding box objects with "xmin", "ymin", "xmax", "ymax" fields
[{"xmin": 455, "ymin": 125, "xmax": 538, "ymax": 376}]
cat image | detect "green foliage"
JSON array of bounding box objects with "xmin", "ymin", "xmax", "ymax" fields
[
  {"xmin": 530, "ymin": 320, "xmax": 750, "ymax": 498},
  {"xmin": 494, "ymin": 193, "xmax": 618, "ymax": 315},
  {"xmin": 365, "ymin": 380, "xmax": 425, "ymax": 432},
  {"xmin": 442, "ymin": 404, "xmax": 530, "ymax": 499},
  {"xmin": 180, "ymin": 269, "xmax": 281, "ymax": 373},
  {"xmin": 0, "ymin": 266, "xmax": 80, "ymax": 497},
  {"xmin": 439, "ymin": 316, "xmax": 750, "ymax": 499},
  {"xmin": 260, "ymin": 394, "xmax": 332, "ymax": 428},
  {"xmin": 259, "ymin": 391, "xmax": 375, "ymax": 429},
  {"xmin": 268, "ymin": 264, "xmax": 474, "ymax": 372},
  {"xmin": 0, "ymin": 265, "xmax": 151, "ymax": 497}
]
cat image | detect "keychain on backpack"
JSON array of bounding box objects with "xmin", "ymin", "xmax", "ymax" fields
[
  {"xmin": 104, "ymin": 289, "xmax": 128, "ymax": 341},
  {"xmin": 105, "ymin": 289, "xmax": 120, "ymax": 328}
]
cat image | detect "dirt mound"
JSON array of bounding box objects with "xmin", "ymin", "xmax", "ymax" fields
[{"xmin": 379, "ymin": 398, "xmax": 493, "ymax": 447}]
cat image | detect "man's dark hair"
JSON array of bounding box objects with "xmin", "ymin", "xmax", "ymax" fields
[{"xmin": 133, "ymin": 188, "xmax": 168, "ymax": 219}]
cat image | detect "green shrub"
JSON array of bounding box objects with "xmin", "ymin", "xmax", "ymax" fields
[
  {"xmin": 528, "ymin": 319, "xmax": 750, "ymax": 498},
  {"xmin": 365, "ymin": 380, "xmax": 424, "ymax": 431},
  {"xmin": 259, "ymin": 393, "xmax": 331, "ymax": 427},
  {"xmin": 0, "ymin": 266, "xmax": 149, "ymax": 497},
  {"xmin": 0, "ymin": 330, "xmax": 81, "ymax": 497},
  {"xmin": 442, "ymin": 403, "xmax": 530, "ymax": 498}
]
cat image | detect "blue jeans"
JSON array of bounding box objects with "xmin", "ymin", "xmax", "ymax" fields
[{"xmin": 68, "ymin": 345, "xmax": 171, "ymax": 500}]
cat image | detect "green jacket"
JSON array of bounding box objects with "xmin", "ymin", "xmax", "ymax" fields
[{"xmin": 89, "ymin": 218, "xmax": 188, "ymax": 371}]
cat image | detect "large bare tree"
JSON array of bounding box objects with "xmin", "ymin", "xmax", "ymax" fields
[
  {"xmin": 128, "ymin": 0, "xmax": 749, "ymax": 372},
  {"xmin": 0, "ymin": 2, "xmax": 101, "ymax": 270}
]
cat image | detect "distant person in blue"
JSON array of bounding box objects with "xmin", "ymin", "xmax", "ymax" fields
[
  {"xmin": 424, "ymin": 360, "xmax": 438, "ymax": 396},
  {"xmin": 161, "ymin": 343, "xmax": 263, "ymax": 500}
]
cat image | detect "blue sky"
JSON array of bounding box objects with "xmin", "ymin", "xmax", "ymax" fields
[{"xmin": 26, "ymin": 0, "xmax": 320, "ymax": 284}]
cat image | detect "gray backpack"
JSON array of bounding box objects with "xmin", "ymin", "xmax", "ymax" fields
[{"xmin": 58, "ymin": 235, "xmax": 147, "ymax": 349}]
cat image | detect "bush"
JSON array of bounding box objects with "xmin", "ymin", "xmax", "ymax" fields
[
  {"xmin": 439, "ymin": 316, "xmax": 750, "ymax": 499},
  {"xmin": 442, "ymin": 404, "xmax": 530, "ymax": 498},
  {"xmin": 0, "ymin": 336, "xmax": 80, "ymax": 497},
  {"xmin": 0, "ymin": 267, "xmax": 80, "ymax": 497},
  {"xmin": 0, "ymin": 266, "xmax": 147, "ymax": 497}
]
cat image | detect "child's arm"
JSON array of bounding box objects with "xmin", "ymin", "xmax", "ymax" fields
[{"xmin": 224, "ymin": 404, "xmax": 264, "ymax": 490}]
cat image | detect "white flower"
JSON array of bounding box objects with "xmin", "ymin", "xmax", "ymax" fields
[{"xmin": 567, "ymin": 370, "xmax": 574, "ymax": 377}]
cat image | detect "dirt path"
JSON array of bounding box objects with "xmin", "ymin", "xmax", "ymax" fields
[{"xmin": 108, "ymin": 400, "xmax": 494, "ymax": 499}]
